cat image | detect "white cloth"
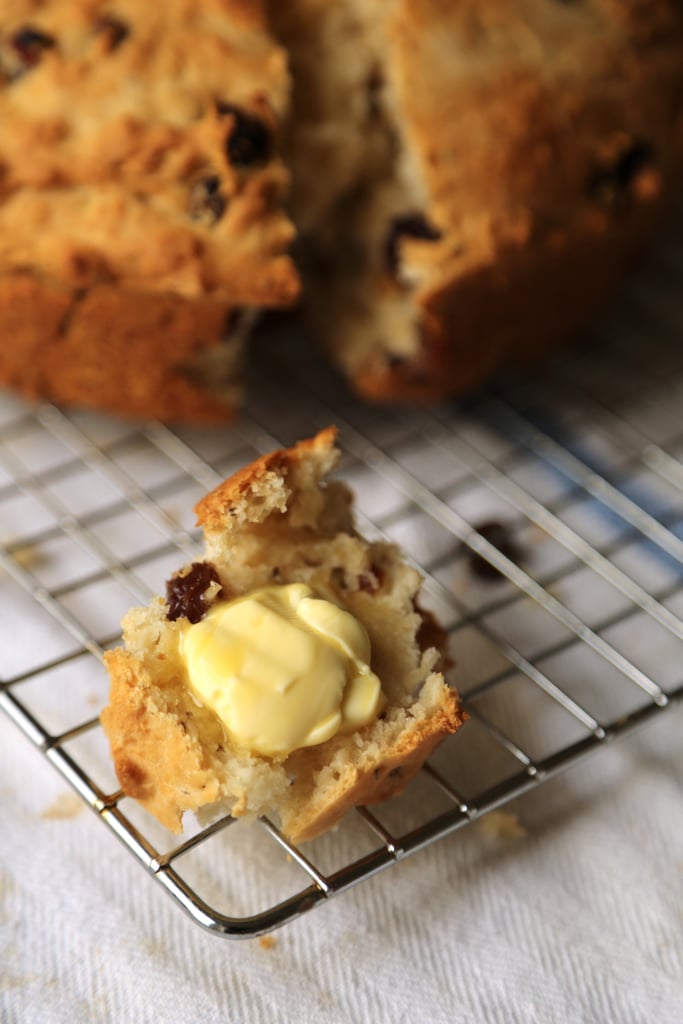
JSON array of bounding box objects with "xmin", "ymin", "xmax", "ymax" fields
[{"xmin": 1, "ymin": 705, "xmax": 681, "ymax": 1024}]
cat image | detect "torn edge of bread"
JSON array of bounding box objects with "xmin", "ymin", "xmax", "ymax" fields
[{"xmin": 101, "ymin": 427, "xmax": 465, "ymax": 843}]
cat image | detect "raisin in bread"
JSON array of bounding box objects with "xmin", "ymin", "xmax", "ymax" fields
[
  {"xmin": 273, "ymin": 0, "xmax": 683, "ymax": 402},
  {"xmin": 2, "ymin": 1, "xmax": 681, "ymax": 421},
  {"xmin": 0, "ymin": 0, "xmax": 298, "ymax": 422},
  {"xmin": 101, "ymin": 428, "xmax": 464, "ymax": 843}
]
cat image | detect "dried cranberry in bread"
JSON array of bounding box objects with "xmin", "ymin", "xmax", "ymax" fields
[
  {"xmin": 273, "ymin": 0, "xmax": 683, "ymax": 402},
  {"xmin": 101, "ymin": 428, "xmax": 464, "ymax": 843},
  {"xmin": 0, "ymin": 0, "xmax": 298, "ymax": 422}
]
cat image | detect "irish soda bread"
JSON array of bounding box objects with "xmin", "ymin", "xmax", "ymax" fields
[
  {"xmin": 0, "ymin": 0, "xmax": 298, "ymax": 422},
  {"xmin": 101, "ymin": 428, "xmax": 465, "ymax": 843},
  {"xmin": 1, "ymin": 1, "xmax": 683, "ymax": 419},
  {"xmin": 274, "ymin": 0, "xmax": 683, "ymax": 402}
]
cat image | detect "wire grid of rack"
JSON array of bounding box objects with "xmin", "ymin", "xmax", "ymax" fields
[{"xmin": 1, "ymin": 229, "xmax": 683, "ymax": 938}]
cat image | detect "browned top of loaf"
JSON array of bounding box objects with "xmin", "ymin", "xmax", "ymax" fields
[
  {"xmin": 390, "ymin": 0, "xmax": 683, "ymax": 214},
  {"xmin": 306, "ymin": 0, "xmax": 683, "ymax": 405},
  {"xmin": 383, "ymin": 0, "xmax": 683, "ymax": 291},
  {"xmin": 0, "ymin": 0, "xmax": 298, "ymax": 305}
]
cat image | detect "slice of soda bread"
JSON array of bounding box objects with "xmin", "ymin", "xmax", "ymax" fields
[{"xmin": 101, "ymin": 427, "xmax": 465, "ymax": 843}]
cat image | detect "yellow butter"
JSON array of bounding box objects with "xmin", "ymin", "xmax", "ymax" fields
[{"xmin": 180, "ymin": 583, "xmax": 383, "ymax": 757}]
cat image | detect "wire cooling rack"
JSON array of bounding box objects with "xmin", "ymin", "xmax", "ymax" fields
[{"xmin": 1, "ymin": 230, "xmax": 683, "ymax": 938}]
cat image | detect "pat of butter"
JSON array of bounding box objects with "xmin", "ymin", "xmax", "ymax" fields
[{"xmin": 180, "ymin": 583, "xmax": 383, "ymax": 757}]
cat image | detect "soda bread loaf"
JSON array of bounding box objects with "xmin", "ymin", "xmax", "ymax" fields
[
  {"xmin": 101, "ymin": 428, "xmax": 465, "ymax": 843},
  {"xmin": 274, "ymin": 0, "xmax": 683, "ymax": 402},
  {"xmin": 0, "ymin": 0, "xmax": 298, "ymax": 422},
  {"xmin": 1, "ymin": 1, "xmax": 682, "ymax": 419}
]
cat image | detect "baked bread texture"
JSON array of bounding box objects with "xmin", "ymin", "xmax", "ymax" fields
[
  {"xmin": 0, "ymin": 0, "xmax": 298, "ymax": 422},
  {"xmin": 273, "ymin": 0, "xmax": 683, "ymax": 402},
  {"xmin": 1, "ymin": 1, "xmax": 682, "ymax": 420},
  {"xmin": 101, "ymin": 428, "xmax": 464, "ymax": 843}
]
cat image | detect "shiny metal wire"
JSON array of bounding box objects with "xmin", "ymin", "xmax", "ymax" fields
[{"xmin": 1, "ymin": 231, "xmax": 682, "ymax": 936}]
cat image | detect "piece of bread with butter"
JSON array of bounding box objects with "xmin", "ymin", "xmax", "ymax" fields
[{"xmin": 101, "ymin": 427, "xmax": 465, "ymax": 843}]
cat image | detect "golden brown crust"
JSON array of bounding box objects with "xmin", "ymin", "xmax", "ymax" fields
[
  {"xmin": 389, "ymin": 0, "xmax": 683, "ymax": 230},
  {"xmin": 195, "ymin": 425, "xmax": 338, "ymax": 528},
  {"xmin": 0, "ymin": 0, "xmax": 299, "ymax": 420},
  {"xmin": 0, "ymin": 273, "xmax": 244, "ymax": 423},
  {"xmin": 280, "ymin": 684, "xmax": 465, "ymax": 843},
  {"xmin": 101, "ymin": 648, "xmax": 222, "ymax": 833},
  {"xmin": 3, "ymin": 1, "xmax": 682, "ymax": 419},
  {"xmin": 297, "ymin": 0, "xmax": 683, "ymax": 402},
  {"xmin": 0, "ymin": 1, "xmax": 294, "ymax": 297},
  {"xmin": 352, "ymin": 200, "xmax": 671, "ymax": 404}
]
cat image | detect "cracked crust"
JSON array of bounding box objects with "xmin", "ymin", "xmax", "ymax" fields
[
  {"xmin": 3, "ymin": 2, "xmax": 675, "ymax": 418},
  {"xmin": 0, "ymin": 0, "xmax": 298, "ymax": 422},
  {"xmin": 101, "ymin": 429, "xmax": 466, "ymax": 842},
  {"xmin": 0, "ymin": 272, "xmax": 249, "ymax": 422},
  {"xmin": 279, "ymin": 0, "xmax": 683, "ymax": 401}
]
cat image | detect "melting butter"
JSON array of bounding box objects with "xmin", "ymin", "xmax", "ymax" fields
[{"xmin": 180, "ymin": 583, "xmax": 383, "ymax": 757}]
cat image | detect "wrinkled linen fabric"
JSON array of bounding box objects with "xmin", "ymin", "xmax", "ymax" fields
[{"xmin": 1, "ymin": 706, "xmax": 681, "ymax": 1024}]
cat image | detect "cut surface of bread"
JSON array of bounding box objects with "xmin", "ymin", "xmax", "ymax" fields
[{"xmin": 101, "ymin": 428, "xmax": 465, "ymax": 843}]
